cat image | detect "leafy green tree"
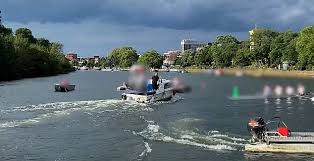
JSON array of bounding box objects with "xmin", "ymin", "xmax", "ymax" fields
[
  {"xmin": 0, "ymin": 25, "xmax": 73, "ymax": 81},
  {"xmin": 180, "ymin": 49, "xmax": 195, "ymax": 67},
  {"xmin": 36, "ymin": 38, "xmax": 50, "ymax": 48},
  {"xmin": 15, "ymin": 28, "xmax": 36, "ymax": 43},
  {"xmin": 211, "ymin": 35, "xmax": 239, "ymax": 67},
  {"xmin": 86, "ymin": 59, "xmax": 94, "ymax": 68},
  {"xmin": 269, "ymin": 31, "xmax": 298, "ymax": 67},
  {"xmin": 108, "ymin": 47, "xmax": 138, "ymax": 67},
  {"xmin": 251, "ymin": 29, "xmax": 279, "ymax": 66},
  {"xmin": 233, "ymin": 41, "xmax": 251, "ymax": 67},
  {"xmin": 137, "ymin": 50, "xmax": 163, "ymax": 68},
  {"xmin": 174, "ymin": 57, "xmax": 182, "ymax": 66},
  {"xmin": 282, "ymin": 37, "xmax": 298, "ymax": 65},
  {"xmin": 194, "ymin": 45, "xmax": 212, "ymax": 66},
  {"xmin": 0, "ymin": 25, "xmax": 13, "ymax": 36},
  {"xmin": 296, "ymin": 25, "xmax": 314, "ymax": 70}
]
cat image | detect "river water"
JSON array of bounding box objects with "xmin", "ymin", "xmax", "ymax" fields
[{"xmin": 0, "ymin": 71, "xmax": 314, "ymax": 161}]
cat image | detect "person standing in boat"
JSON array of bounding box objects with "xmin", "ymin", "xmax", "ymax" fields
[{"xmin": 152, "ymin": 72, "xmax": 159, "ymax": 91}]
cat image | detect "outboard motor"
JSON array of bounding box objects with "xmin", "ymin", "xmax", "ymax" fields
[{"xmin": 247, "ymin": 117, "xmax": 266, "ymax": 142}]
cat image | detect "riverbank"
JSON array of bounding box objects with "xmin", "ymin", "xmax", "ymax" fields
[{"xmin": 186, "ymin": 67, "xmax": 314, "ymax": 79}]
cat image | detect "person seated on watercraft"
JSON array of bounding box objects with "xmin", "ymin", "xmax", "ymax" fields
[{"xmin": 152, "ymin": 72, "xmax": 159, "ymax": 90}]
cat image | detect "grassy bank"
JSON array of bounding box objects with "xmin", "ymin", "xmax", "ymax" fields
[{"xmin": 186, "ymin": 67, "xmax": 314, "ymax": 79}]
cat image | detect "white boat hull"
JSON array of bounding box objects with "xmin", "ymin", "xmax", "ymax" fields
[
  {"xmin": 122, "ymin": 90, "xmax": 173, "ymax": 103},
  {"xmin": 245, "ymin": 143, "xmax": 314, "ymax": 154}
]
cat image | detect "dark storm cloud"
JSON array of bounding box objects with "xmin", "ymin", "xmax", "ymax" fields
[{"xmin": 2, "ymin": 0, "xmax": 314, "ymax": 32}]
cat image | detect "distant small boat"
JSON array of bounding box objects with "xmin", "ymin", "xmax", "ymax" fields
[
  {"xmin": 93, "ymin": 66, "xmax": 101, "ymax": 70},
  {"xmin": 55, "ymin": 84, "xmax": 75, "ymax": 92},
  {"xmin": 169, "ymin": 69, "xmax": 180, "ymax": 72},
  {"xmin": 101, "ymin": 68, "xmax": 113, "ymax": 72},
  {"xmin": 80, "ymin": 66, "xmax": 88, "ymax": 70}
]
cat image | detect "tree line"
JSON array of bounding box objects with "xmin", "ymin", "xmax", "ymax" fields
[
  {"xmin": 176, "ymin": 25, "xmax": 314, "ymax": 70},
  {"xmin": 101, "ymin": 25, "xmax": 314, "ymax": 71},
  {"xmin": 101, "ymin": 47, "xmax": 163, "ymax": 69},
  {"xmin": 0, "ymin": 25, "xmax": 74, "ymax": 81}
]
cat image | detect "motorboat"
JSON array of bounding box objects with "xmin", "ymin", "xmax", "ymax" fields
[
  {"xmin": 93, "ymin": 66, "xmax": 101, "ymax": 70},
  {"xmin": 55, "ymin": 80, "xmax": 75, "ymax": 92},
  {"xmin": 117, "ymin": 79, "xmax": 174, "ymax": 103},
  {"xmin": 80, "ymin": 66, "xmax": 88, "ymax": 70},
  {"xmin": 245, "ymin": 117, "xmax": 314, "ymax": 153}
]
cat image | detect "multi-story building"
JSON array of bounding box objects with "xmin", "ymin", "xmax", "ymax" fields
[
  {"xmin": 181, "ymin": 39, "xmax": 206, "ymax": 53},
  {"xmin": 249, "ymin": 27, "xmax": 259, "ymax": 51},
  {"xmin": 163, "ymin": 50, "xmax": 180, "ymax": 66}
]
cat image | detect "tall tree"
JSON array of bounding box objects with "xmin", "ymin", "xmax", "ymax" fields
[
  {"xmin": 15, "ymin": 28, "xmax": 36, "ymax": 43},
  {"xmin": 211, "ymin": 35, "xmax": 239, "ymax": 67},
  {"xmin": 269, "ymin": 31, "xmax": 298, "ymax": 67},
  {"xmin": 251, "ymin": 29, "xmax": 279, "ymax": 66},
  {"xmin": 282, "ymin": 37, "xmax": 298, "ymax": 65},
  {"xmin": 137, "ymin": 50, "xmax": 163, "ymax": 68},
  {"xmin": 296, "ymin": 25, "xmax": 314, "ymax": 70},
  {"xmin": 194, "ymin": 45, "xmax": 212, "ymax": 66},
  {"xmin": 0, "ymin": 25, "xmax": 73, "ymax": 81},
  {"xmin": 108, "ymin": 47, "xmax": 138, "ymax": 67},
  {"xmin": 233, "ymin": 41, "xmax": 251, "ymax": 67}
]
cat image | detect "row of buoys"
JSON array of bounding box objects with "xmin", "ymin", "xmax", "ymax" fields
[
  {"xmin": 263, "ymin": 84, "xmax": 305, "ymax": 97},
  {"xmin": 231, "ymin": 84, "xmax": 306, "ymax": 99}
]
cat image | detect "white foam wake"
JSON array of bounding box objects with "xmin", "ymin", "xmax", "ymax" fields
[
  {"xmin": 0, "ymin": 99, "xmax": 151, "ymax": 129},
  {"xmin": 138, "ymin": 141, "xmax": 152, "ymax": 158},
  {"xmin": 135, "ymin": 117, "xmax": 246, "ymax": 152}
]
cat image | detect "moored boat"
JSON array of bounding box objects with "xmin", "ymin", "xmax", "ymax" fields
[
  {"xmin": 245, "ymin": 117, "xmax": 314, "ymax": 154},
  {"xmin": 80, "ymin": 66, "xmax": 88, "ymax": 70},
  {"xmin": 55, "ymin": 84, "xmax": 75, "ymax": 92},
  {"xmin": 55, "ymin": 80, "xmax": 75, "ymax": 92},
  {"xmin": 93, "ymin": 66, "xmax": 101, "ymax": 70}
]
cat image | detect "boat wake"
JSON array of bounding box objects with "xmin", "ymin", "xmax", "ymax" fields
[
  {"xmin": 136, "ymin": 141, "xmax": 152, "ymax": 161},
  {"xmin": 0, "ymin": 99, "xmax": 150, "ymax": 129},
  {"xmin": 149, "ymin": 95, "xmax": 184, "ymax": 105},
  {"xmin": 133, "ymin": 117, "xmax": 247, "ymax": 152}
]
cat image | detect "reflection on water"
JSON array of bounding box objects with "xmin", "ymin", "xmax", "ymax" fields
[{"xmin": 0, "ymin": 71, "xmax": 314, "ymax": 161}]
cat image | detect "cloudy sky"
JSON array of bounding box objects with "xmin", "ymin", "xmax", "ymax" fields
[{"xmin": 1, "ymin": 0, "xmax": 313, "ymax": 56}]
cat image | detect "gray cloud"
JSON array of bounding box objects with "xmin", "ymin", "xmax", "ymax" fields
[
  {"xmin": 2, "ymin": 0, "xmax": 314, "ymax": 32},
  {"xmin": 5, "ymin": 20, "xmax": 248, "ymax": 56},
  {"xmin": 1, "ymin": 0, "xmax": 313, "ymax": 55}
]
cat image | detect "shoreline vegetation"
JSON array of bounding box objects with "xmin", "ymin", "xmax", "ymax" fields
[
  {"xmin": 98, "ymin": 25, "xmax": 314, "ymax": 81},
  {"xmin": 0, "ymin": 24, "xmax": 74, "ymax": 81}
]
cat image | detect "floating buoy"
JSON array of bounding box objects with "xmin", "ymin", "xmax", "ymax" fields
[
  {"xmin": 232, "ymin": 86, "xmax": 240, "ymax": 99},
  {"xmin": 285, "ymin": 86, "xmax": 295, "ymax": 96},
  {"xmin": 263, "ymin": 85, "xmax": 272, "ymax": 97},
  {"xmin": 274, "ymin": 85, "xmax": 283, "ymax": 96}
]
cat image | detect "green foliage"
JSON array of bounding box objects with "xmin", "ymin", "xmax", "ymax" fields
[
  {"xmin": 296, "ymin": 25, "xmax": 314, "ymax": 70},
  {"xmin": 180, "ymin": 50, "xmax": 195, "ymax": 67},
  {"xmin": 174, "ymin": 57, "xmax": 182, "ymax": 66},
  {"xmin": 251, "ymin": 29, "xmax": 279, "ymax": 65},
  {"xmin": 233, "ymin": 41, "xmax": 251, "ymax": 67},
  {"xmin": 0, "ymin": 25, "xmax": 73, "ymax": 81},
  {"xmin": 211, "ymin": 35, "xmax": 239, "ymax": 67},
  {"xmin": 269, "ymin": 31, "xmax": 298, "ymax": 67},
  {"xmin": 86, "ymin": 59, "xmax": 94, "ymax": 68},
  {"xmin": 15, "ymin": 28, "xmax": 36, "ymax": 43},
  {"xmin": 194, "ymin": 45, "xmax": 212, "ymax": 66},
  {"xmin": 137, "ymin": 50, "xmax": 163, "ymax": 68},
  {"xmin": 108, "ymin": 47, "xmax": 138, "ymax": 68},
  {"xmin": 282, "ymin": 38, "xmax": 298, "ymax": 65}
]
